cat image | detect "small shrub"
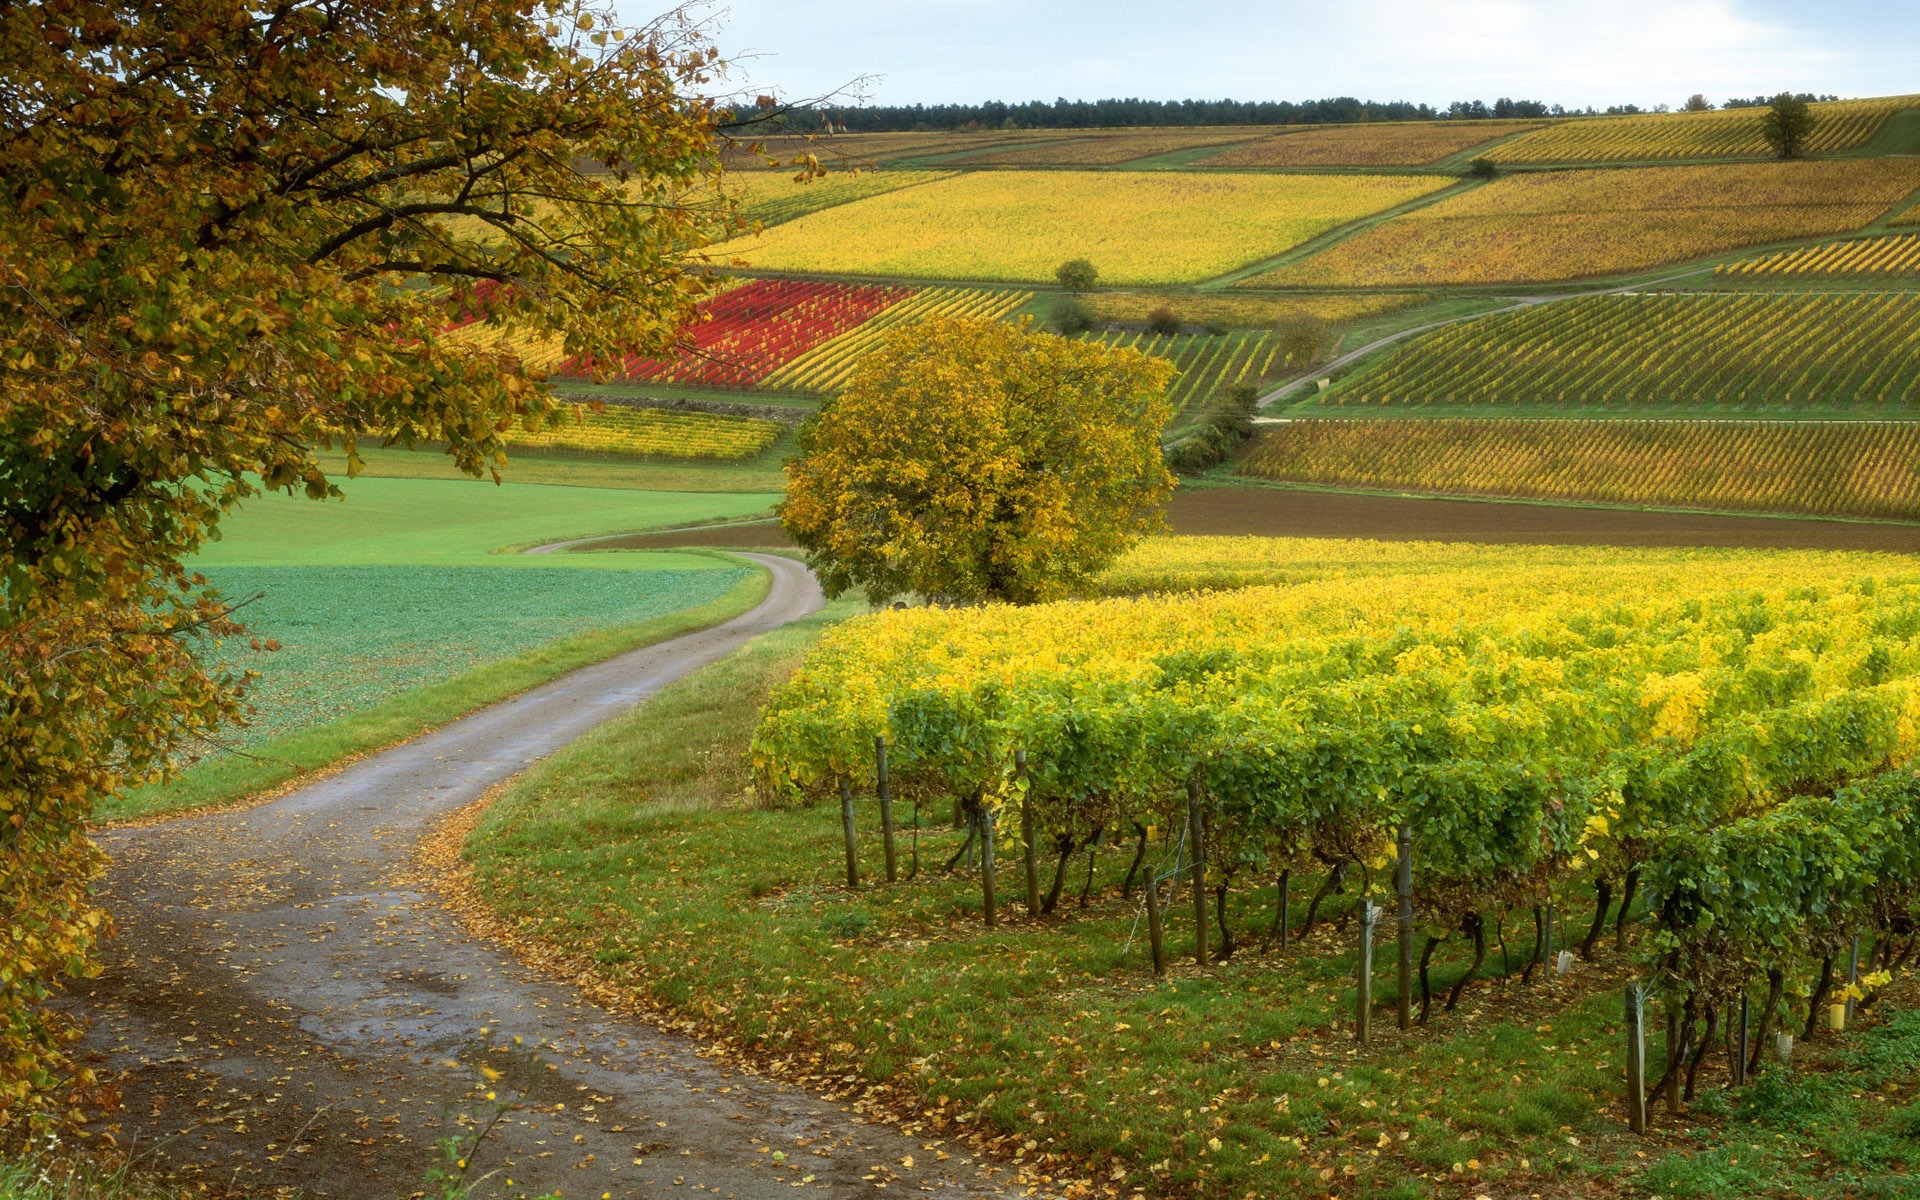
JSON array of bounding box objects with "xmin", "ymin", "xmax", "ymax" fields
[
  {"xmin": 1051, "ymin": 295, "xmax": 1094, "ymax": 335},
  {"xmin": 1466, "ymin": 156, "xmax": 1498, "ymax": 179},
  {"xmin": 1145, "ymin": 306, "xmax": 1182, "ymax": 335}
]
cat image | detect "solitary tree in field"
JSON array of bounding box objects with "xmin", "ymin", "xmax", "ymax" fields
[
  {"xmin": 1762, "ymin": 92, "xmax": 1815, "ymax": 158},
  {"xmin": 1056, "ymin": 257, "xmax": 1100, "ymax": 292},
  {"xmin": 0, "ymin": 0, "xmax": 743, "ymax": 1123},
  {"xmin": 781, "ymin": 318, "xmax": 1176, "ymax": 605}
]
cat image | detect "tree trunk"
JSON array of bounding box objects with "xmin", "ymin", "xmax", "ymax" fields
[
  {"xmin": 1748, "ymin": 967, "xmax": 1784, "ymax": 1078},
  {"xmin": 941, "ymin": 800, "xmax": 977, "ymax": 873},
  {"xmin": 1580, "ymin": 877, "xmax": 1613, "ymax": 961},
  {"xmin": 1417, "ymin": 934, "xmax": 1442, "ymax": 1024},
  {"xmin": 1265, "ymin": 868, "xmax": 1291, "ymax": 951},
  {"xmin": 1079, "ymin": 826, "xmax": 1103, "ymax": 908},
  {"xmin": 1042, "ymin": 835, "xmax": 1074, "ymax": 915},
  {"xmin": 1445, "ymin": 913, "xmax": 1487, "ymax": 1012},
  {"xmin": 1614, "ymin": 867, "xmax": 1640, "ymax": 951},
  {"xmin": 1214, "ymin": 882, "xmax": 1236, "ymax": 961},
  {"xmin": 1122, "ymin": 822, "xmax": 1148, "ymax": 900},
  {"xmin": 1684, "ymin": 1004, "xmax": 1718, "ymax": 1102},
  {"xmin": 1300, "ymin": 862, "xmax": 1346, "ymax": 939},
  {"xmin": 1803, "ymin": 955, "xmax": 1835, "ymax": 1039}
]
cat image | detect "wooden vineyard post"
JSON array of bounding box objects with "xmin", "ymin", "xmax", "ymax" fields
[
  {"xmin": 1278, "ymin": 871, "xmax": 1291, "ymax": 951},
  {"xmin": 1358, "ymin": 902, "xmax": 1380, "ymax": 1046},
  {"xmin": 1543, "ymin": 899, "xmax": 1556, "ymax": 969},
  {"xmin": 839, "ymin": 775, "xmax": 860, "ymax": 891},
  {"xmin": 1396, "ymin": 824, "xmax": 1414, "ymax": 1032},
  {"xmin": 1735, "ymin": 992, "xmax": 1750, "ymax": 1087},
  {"xmin": 1188, "ymin": 779, "xmax": 1208, "ymax": 967},
  {"xmin": 1018, "ymin": 750, "xmax": 1041, "ymax": 918},
  {"xmin": 1625, "ymin": 986, "xmax": 1648, "ymax": 1133},
  {"xmin": 875, "ymin": 737, "xmax": 897, "ymax": 884},
  {"xmin": 981, "ymin": 804, "xmax": 998, "ymax": 928},
  {"xmin": 1145, "ymin": 861, "xmax": 1167, "ymax": 977}
]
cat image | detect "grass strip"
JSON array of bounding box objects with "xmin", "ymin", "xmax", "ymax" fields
[
  {"xmin": 100, "ymin": 564, "xmax": 772, "ymax": 824},
  {"xmin": 459, "ymin": 590, "xmax": 1920, "ymax": 1200}
]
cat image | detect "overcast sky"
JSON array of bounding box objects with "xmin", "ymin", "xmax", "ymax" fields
[{"xmin": 649, "ymin": 1, "xmax": 1916, "ymax": 112}]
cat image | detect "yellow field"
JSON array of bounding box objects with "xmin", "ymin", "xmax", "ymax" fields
[
  {"xmin": 1487, "ymin": 95, "xmax": 1919, "ymax": 162},
  {"xmin": 1198, "ymin": 120, "xmax": 1545, "ymax": 167},
  {"xmin": 438, "ymin": 320, "xmax": 569, "ymax": 372},
  {"xmin": 1083, "ymin": 290, "xmax": 1428, "ymax": 328},
  {"xmin": 723, "ymin": 169, "xmax": 954, "ymax": 227},
  {"xmin": 1719, "ymin": 233, "xmax": 1920, "ymax": 277},
  {"xmin": 1245, "ymin": 159, "xmax": 1920, "ymax": 287},
  {"xmin": 720, "ymin": 129, "xmax": 1091, "ymax": 170},
  {"xmin": 503, "ymin": 406, "xmax": 781, "ymax": 460},
  {"xmin": 940, "ymin": 128, "xmax": 1262, "ymax": 166},
  {"xmin": 732, "ymin": 170, "xmax": 1449, "ymax": 285},
  {"xmin": 761, "ymin": 287, "xmax": 1033, "ymax": 392}
]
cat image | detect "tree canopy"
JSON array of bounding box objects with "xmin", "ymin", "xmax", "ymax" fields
[
  {"xmin": 780, "ymin": 318, "xmax": 1177, "ymax": 606},
  {"xmin": 0, "ymin": 0, "xmax": 739, "ymax": 1124},
  {"xmin": 1761, "ymin": 92, "xmax": 1814, "ymax": 158}
]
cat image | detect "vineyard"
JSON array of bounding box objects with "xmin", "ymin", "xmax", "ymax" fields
[
  {"xmin": 1196, "ymin": 119, "xmax": 1545, "ymax": 167},
  {"xmin": 1317, "ymin": 291, "xmax": 1920, "ymax": 410},
  {"xmin": 760, "ymin": 286, "xmax": 1031, "ymax": 392},
  {"xmin": 725, "ymin": 168, "xmax": 955, "ymax": 227},
  {"xmin": 1246, "ymin": 159, "xmax": 1920, "ymax": 286},
  {"xmin": 556, "ymin": 278, "xmax": 912, "ymax": 388},
  {"xmin": 1487, "ymin": 95, "xmax": 1919, "ymax": 162},
  {"xmin": 1238, "ymin": 418, "xmax": 1920, "ymax": 520},
  {"xmin": 1083, "ymin": 289, "xmax": 1427, "ymax": 329},
  {"xmin": 501, "ymin": 406, "xmax": 782, "ymax": 460},
  {"xmin": 1720, "ymin": 233, "xmax": 1920, "ymax": 277},
  {"xmin": 751, "ymin": 547, "xmax": 1920, "ymax": 1156},
  {"xmin": 935, "ymin": 128, "xmax": 1260, "ymax": 166},
  {"xmin": 733, "ymin": 169, "xmax": 1450, "ymax": 284},
  {"xmin": 1091, "ymin": 329, "xmax": 1291, "ymax": 417}
]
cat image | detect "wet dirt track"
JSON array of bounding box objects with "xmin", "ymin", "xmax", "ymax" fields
[{"xmin": 69, "ymin": 554, "xmax": 1024, "ymax": 1200}]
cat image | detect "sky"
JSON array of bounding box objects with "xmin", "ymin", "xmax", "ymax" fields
[{"xmin": 643, "ymin": 0, "xmax": 1918, "ymax": 112}]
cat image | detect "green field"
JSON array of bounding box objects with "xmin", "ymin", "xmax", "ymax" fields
[
  {"xmin": 111, "ymin": 477, "xmax": 780, "ymax": 820},
  {"xmin": 1310, "ymin": 292, "xmax": 1920, "ymax": 412}
]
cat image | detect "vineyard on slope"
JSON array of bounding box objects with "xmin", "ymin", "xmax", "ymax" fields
[
  {"xmin": 1486, "ymin": 95, "xmax": 1919, "ymax": 162},
  {"xmin": 1244, "ymin": 159, "xmax": 1920, "ymax": 286},
  {"xmin": 1090, "ymin": 329, "xmax": 1291, "ymax": 417},
  {"xmin": 1197, "ymin": 119, "xmax": 1546, "ymax": 167},
  {"xmin": 1237, "ymin": 418, "xmax": 1920, "ymax": 520},
  {"xmin": 1316, "ymin": 291, "xmax": 1920, "ymax": 410},
  {"xmin": 1719, "ymin": 233, "xmax": 1920, "ymax": 277},
  {"xmin": 753, "ymin": 550, "xmax": 1920, "ymax": 1090},
  {"xmin": 761, "ymin": 287, "xmax": 1032, "ymax": 392}
]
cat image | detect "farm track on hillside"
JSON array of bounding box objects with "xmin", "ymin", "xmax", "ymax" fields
[{"xmin": 67, "ymin": 555, "xmax": 1024, "ymax": 1199}]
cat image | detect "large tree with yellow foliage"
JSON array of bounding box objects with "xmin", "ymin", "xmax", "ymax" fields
[
  {"xmin": 780, "ymin": 318, "xmax": 1177, "ymax": 605},
  {"xmin": 0, "ymin": 0, "xmax": 743, "ymax": 1125}
]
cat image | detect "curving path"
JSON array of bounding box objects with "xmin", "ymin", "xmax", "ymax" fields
[{"xmin": 70, "ymin": 554, "xmax": 1023, "ymax": 1199}]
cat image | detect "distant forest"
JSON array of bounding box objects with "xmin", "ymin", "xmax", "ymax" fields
[{"xmin": 768, "ymin": 93, "xmax": 1840, "ymax": 133}]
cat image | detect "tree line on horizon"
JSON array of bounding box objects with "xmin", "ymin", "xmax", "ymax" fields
[{"xmin": 770, "ymin": 92, "xmax": 1845, "ymax": 133}]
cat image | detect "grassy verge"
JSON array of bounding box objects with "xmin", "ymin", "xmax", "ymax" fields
[
  {"xmin": 100, "ymin": 566, "xmax": 771, "ymax": 824},
  {"xmin": 461, "ymin": 599, "xmax": 1920, "ymax": 1200},
  {"xmin": 317, "ymin": 443, "xmax": 792, "ymax": 494}
]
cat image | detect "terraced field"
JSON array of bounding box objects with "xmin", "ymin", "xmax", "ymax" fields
[
  {"xmin": 1245, "ymin": 159, "xmax": 1920, "ymax": 286},
  {"xmin": 1197, "ymin": 119, "xmax": 1545, "ymax": 167},
  {"xmin": 732, "ymin": 169, "xmax": 1450, "ymax": 284},
  {"xmin": 1083, "ymin": 290, "xmax": 1428, "ymax": 329},
  {"xmin": 1486, "ymin": 94, "xmax": 1919, "ymax": 162},
  {"xmin": 503, "ymin": 407, "xmax": 782, "ymax": 460},
  {"xmin": 762, "ymin": 286, "xmax": 1032, "ymax": 391},
  {"xmin": 935, "ymin": 128, "xmax": 1259, "ymax": 166},
  {"xmin": 1240, "ymin": 418, "xmax": 1920, "ymax": 520},
  {"xmin": 727, "ymin": 168, "xmax": 955, "ymax": 226},
  {"xmin": 1315, "ymin": 291, "xmax": 1920, "ymax": 410},
  {"xmin": 1092, "ymin": 328, "xmax": 1291, "ymax": 416}
]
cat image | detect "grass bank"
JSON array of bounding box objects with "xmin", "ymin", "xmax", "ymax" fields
[{"xmin": 460, "ymin": 596, "xmax": 1920, "ymax": 1200}]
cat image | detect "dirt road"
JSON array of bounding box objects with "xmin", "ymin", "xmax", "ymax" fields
[{"xmin": 71, "ymin": 554, "xmax": 1022, "ymax": 1199}]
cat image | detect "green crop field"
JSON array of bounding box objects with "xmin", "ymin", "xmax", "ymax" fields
[{"xmin": 1311, "ymin": 291, "xmax": 1920, "ymax": 412}]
